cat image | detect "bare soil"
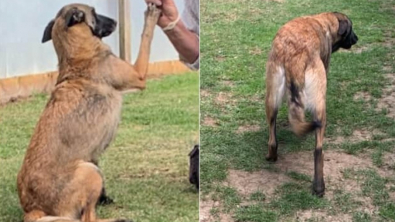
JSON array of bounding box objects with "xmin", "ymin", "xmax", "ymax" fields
[
  {"xmin": 215, "ymin": 92, "xmax": 235, "ymax": 106},
  {"xmin": 202, "ymin": 116, "xmax": 219, "ymax": 127},
  {"xmin": 235, "ymin": 124, "xmax": 261, "ymax": 134},
  {"xmin": 202, "ymin": 150, "xmax": 394, "ymax": 221},
  {"xmin": 326, "ymin": 129, "xmax": 385, "ymax": 145},
  {"xmin": 200, "ymin": 198, "xmax": 234, "ymax": 222}
]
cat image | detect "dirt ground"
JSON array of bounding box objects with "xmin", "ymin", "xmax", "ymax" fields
[{"xmin": 200, "ymin": 148, "xmax": 395, "ymax": 222}]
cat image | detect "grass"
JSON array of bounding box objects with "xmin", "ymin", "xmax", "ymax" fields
[
  {"xmin": 200, "ymin": 0, "xmax": 395, "ymax": 221},
  {"xmin": 0, "ymin": 73, "xmax": 199, "ymax": 222}
]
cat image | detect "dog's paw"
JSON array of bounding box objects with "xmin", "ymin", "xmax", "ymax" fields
[
  {"xmin": 145, "ymin": 3, "xmax": 161, "ymax": 20},
  {"xmin": 312, "ymin": 188, "xmax": 325, "ymax": 197},
  {"xmin": 97, "ymin": 194, "xmax": 114, "ymax": 205},
  {"xmin": 265, "ymin": 154, "xmax": 278, "ymax": 162},
  {"xmin": 312, "ymin": 179, "xmax": 325, "ymax": 197}
]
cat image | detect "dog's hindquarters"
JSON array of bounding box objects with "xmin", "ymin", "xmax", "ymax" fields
[
  {"xmin": 21, "ymin": 162, "xmax": 130, "ymax": 222},
  {"xmin": 285, "ymin": 60, "xmax": 328, "ymax": 196},
  {"xmin": 265, "ymin": 56, "xmax": 326, "ymax": 161},
  {"xmin": 286, "ymin": 77, "xmax": 321, "ymax": 137}
]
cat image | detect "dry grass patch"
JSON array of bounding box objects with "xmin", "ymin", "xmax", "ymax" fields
[
  {"xmin": 235, "ymin": 124, "xmax": 261, "ymax": 134},
  {"xmin": 295, "ymin": 210, "xmax": 352, "ymax": 222},
  {"xmin": 200, "ymin": 198, "xmax": 235, "ymax": 222},
  {"xmin": 327, "ymin": 129, "xmax": 385, "ymax": 144},
  {"xmin": 215, "ymin": 92, "xmax": 235, "ymax": 106},
  {"xmin": 249, "ymin": 47, "xmax": 263, "ymax": 55},
  {"xmin": 201, "ymin": 89, "xmax": 211, "ymax": 98},
  {"xmin": 225, "ymin": 169, "xmax": 290, "ymax": 199},
  {"xmin": 353, "ymin": 91, "xmax": 372, "ymax": 102},
  {"xmin": 202, "ymin": 116, "xmax": 219, "ymax": 127},
  {"xmin": 221, "ymin": 150, "xmax": 394, "ymax": 208}
]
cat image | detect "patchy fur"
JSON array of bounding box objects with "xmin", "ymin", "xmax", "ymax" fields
[
  {"xmin": 17, "ymin": 4, "xmax": 160, "ymax": 222},
  {"xmin": 265, "ymin": 12, "xmax": 358, "ymax": 196}
]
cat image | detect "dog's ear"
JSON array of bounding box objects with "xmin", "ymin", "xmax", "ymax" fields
[
  {"xmin": 65, "ymin": 8, "xmax": 85, "ymax": 27},
  {"xmin": 42, "ymin": 19, "xmax": 55, "ymax": 43},
  {"xmin": 338, "ymin": 19, "xmax": 348, "ymax": 36}
]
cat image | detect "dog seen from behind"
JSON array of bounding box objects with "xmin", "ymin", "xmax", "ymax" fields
[
  {"xmin": 17, "ymin": 3, "xmax": 160, "ymax": 222},
  {"xmin": 265, "ymin": 12, "xmax": 358, "ymax": 197}
]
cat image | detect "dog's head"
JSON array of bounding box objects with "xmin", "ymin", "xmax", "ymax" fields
[
  {"xmin": 332, "ymin": 12, "xmax": 358, "ymax": 52},
  {"xmin": 42, "ymin": 4, "xmax": 117, "ymax": 43}
]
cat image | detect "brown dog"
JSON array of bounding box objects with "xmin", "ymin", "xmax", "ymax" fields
[
  {"xmin": 17, "ymin": 3, "xmax": 160, "ymax": 222},
  {"xmin": 265, "ymin": 12, "xmax": 358, "ymax": 196}
]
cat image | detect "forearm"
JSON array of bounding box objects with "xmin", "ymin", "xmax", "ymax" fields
[{"xmin": 164, "ymin": 21, "xmax": 199, "ymax": 64}]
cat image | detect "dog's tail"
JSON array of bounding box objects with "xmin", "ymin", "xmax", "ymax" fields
[{"xmin": 287, "ymin": 81, "xmax": 321, "ymax": 136}]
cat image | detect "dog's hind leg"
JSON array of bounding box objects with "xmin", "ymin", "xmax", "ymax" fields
[
  {"xmin": 305, "ymin": 61, "xmax": 327, "ymax": 197},
  {"xmin": 27, "ymin": 162, "xmax": 132, "ymax": 222},
  {"xmin": 75, "ymin": 163, "xmax": 132, "ymax": 222},
  {"xmin": 35, "ymin": 216, "xmax": 79, "ymax": 222},
  {"xmin": 312, "ymin": 103, "xmax": 326, "ymax": 197},
  {"xmin": 90, "ymin": 160, "xmax": 114, "ymax": 206},
  {"xmin": 133, "ymin": 4, "xmax": 161, "ymax": 78},
  {"xmin": 265, "ymin": 63, "xmax": 285, "ymax": 162}
]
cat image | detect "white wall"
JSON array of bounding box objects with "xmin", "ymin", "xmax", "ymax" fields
[{"xmin": 0, "ymin": 0, "xmax": 182, "ymax": 79}]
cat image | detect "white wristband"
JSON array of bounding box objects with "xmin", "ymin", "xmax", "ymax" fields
[{"xmin": 162, "ymin": 15, "xmax": 181, "ymax": 31}]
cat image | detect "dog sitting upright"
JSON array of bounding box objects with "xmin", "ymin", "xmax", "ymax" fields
[
  {"xmin": 264, "ymin": 12, "xmax": 358, "ymax": 197},
  {"xmin": 17, "ymin": 4, "xmax": 160, "ymax": 222}
]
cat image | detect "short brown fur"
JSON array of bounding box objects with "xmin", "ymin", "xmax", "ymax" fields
[
  {"xmin": 17, "ymin": 4, "xmax": 161, "ymax": 222},
  {"xmin": 265, "ymin": 12, "xmax": 358, "ymax": 196}
]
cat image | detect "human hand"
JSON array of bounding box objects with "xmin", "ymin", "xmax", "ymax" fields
[{"xmin": 145, "ymin": 0, "xmax": 179, "ymax": 29}]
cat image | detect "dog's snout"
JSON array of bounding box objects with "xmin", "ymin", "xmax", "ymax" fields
[
  {"xmin": 111, "ymin": 20, "xmax": 117, "ymax": 29},
  {"xmin": 94, "ymin": 14, "xmax": 117, "ymax": 38},
  {"xmin": 108, "ymin": 19, "xmax": 117, "ymax": 32}
]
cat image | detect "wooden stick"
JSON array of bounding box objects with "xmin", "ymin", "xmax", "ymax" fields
[{"xmin": 118, "ymin": 0, "xmax": 131, "ymax": 62}]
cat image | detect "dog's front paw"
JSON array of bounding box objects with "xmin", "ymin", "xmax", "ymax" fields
[{"xmin": 145, "ymin": 3, "xmax": 161, "ymax": 20}]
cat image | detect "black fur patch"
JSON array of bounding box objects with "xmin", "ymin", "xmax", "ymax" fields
[
  {"xmin": 189, "ymin": 145, "xmax": 199, "ymax": 190},
  {"xmin": 290, "ymin": 81, "xmax": 301, "ymax": 106},
  {"xmin": 312, "ymin": 120, "xmax": 322, "ymax": 129}
]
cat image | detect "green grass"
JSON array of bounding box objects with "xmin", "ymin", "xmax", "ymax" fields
[
  {"xmin": 250, "ymin": 191, "xmax": 266, "ymax": 202},
  {"xmin": 0, "ymin": 73, "xmax": 199, "ymax": 222},
  {"xmin": 270, "ymin": 183, "xmax": 329, "ymax": 215},
  {"xmin": 200, "ymin": 0, "xmax": 395, "ymax": 221},
  {"xmin": 235, "ymin": 204, "xmax": 278, "ymax": 222}
]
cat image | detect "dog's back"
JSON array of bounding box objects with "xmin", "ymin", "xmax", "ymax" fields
[{"xmin": 265, "ymin": 13, "xmax": 339, "ymax": 136}]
